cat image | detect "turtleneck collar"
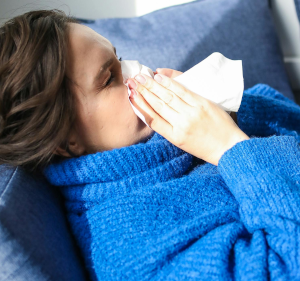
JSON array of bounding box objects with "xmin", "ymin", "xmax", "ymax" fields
[{"xmin": 43, "ymin": 132, "xmax": 193, "ymax": 186}]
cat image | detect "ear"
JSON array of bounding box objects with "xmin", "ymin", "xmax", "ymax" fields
[
  {"xmin": 54, "ymin": 141, "xmax": 86, "ymax": 158},
  {"xmin": 53, "ymin": 130, "xmax": 86, "ymax": 158}
]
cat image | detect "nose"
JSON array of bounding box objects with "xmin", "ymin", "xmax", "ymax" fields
[{"xmin": 123, "ymin": 83, "xmax": 130, "ymax": 96}]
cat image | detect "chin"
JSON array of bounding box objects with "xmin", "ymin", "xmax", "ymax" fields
[
  {"xmin": 142, "ymin": 126, "xmax": 155, "ymax": 140},
  {"xmin": 131, "ymin": 113, "xmax": 153, "ymax": 138}
]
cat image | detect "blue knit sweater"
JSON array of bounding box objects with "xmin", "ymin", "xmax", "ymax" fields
[{"xmin": 44, "ymin": 84, "xmax": 300, "ymax": 281}]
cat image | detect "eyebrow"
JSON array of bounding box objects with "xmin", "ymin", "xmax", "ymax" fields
[{"xmin": 93, "ymin": 46, "xmax": 117, "ymax": 87}]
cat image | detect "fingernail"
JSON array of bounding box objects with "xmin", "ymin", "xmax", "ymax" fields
[
  {"xmin": 128, "ymin": 79, "xmax": 137, "ymax": 89},
  {"xmin": 154, "ymin": 74, "xmax": 163, "ymax": 83},
  {"xmin": 130, "ymin": 89, "xmax": 138, "ymax": 99},
  {"xmin": 135, "ymin": 74, "xmax": 146, "ymax": 84}
]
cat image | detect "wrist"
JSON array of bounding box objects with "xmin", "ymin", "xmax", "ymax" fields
[{"xmin": 215, "ymin": 131, "xmax": 250, "ymax": 166}]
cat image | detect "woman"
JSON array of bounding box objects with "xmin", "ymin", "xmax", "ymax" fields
[{"xmin": 1, "ymin": 10, "xmax": 300, "ymax": 281}]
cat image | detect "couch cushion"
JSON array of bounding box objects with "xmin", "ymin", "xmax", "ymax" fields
[
  {"xmin": 83, "ymin": 0, "xmax": 295, "ymax": 101},
  {"xmin": 0, "ymin": 165, "xmax": 88, "ymax": 281},
  {"xmin": 295, "ymin": 0, "xmax": 300, "ymax": 22}
]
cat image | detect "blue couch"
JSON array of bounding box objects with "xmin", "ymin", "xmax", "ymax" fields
[
  {"xmin": 0, "ymin": 0, "xmax": 297, "ymax": 280},
  {"xmin": 0, "ymin": 166, "xmax": 88, "ymax": 280}
]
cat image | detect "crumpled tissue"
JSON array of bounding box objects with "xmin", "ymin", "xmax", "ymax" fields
[{"xmin": 121, "ymin": 52, "xmax": 244, "ymax": 128}]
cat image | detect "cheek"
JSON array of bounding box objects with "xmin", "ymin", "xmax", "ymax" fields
[
  {"xmin": 111, "ymin": 84, "xmax": 133, "ymax": 116},
  {"xmin": 105, "ymin": 85, "xmax": 144, "ymax": 136},
  {"xmin": 76, "ymin": 84, "xmax": 137, "ymax": 142},
  {"xmin": 89, "ymin": 84, "xmax": 133, "ymax": 130}
]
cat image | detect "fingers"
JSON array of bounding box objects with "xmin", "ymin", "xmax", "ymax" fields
[
  {"xmin": 157, "ymin": 73, "xmax": 211, "ymax": 108},
  {"xmin": 129, "ymin": 89, "xmax": 174, "ymax": 140},
  {"xmin": 155, "ymin": 74, "xmax": 199, "ymax": 107},
  {"xmin": 156, "ymin": 68, "xmax": 183, "ymax": 78},
  {"xmin": 129, "ymin": 74, "xmax": 191, "ymax": 115},
  {"xmin": 128, "ymin": 78, "xmax": 180, "ymax": 126}
]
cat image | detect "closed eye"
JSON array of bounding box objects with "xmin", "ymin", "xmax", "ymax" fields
[
  {"xmin": 105, "ymin": 57, "xmax": 122, "ymax": 86},
  {"xmin": 96, "ymin": 55, "xmax": 122, "ymax": 92},
  {"xmin": 105, "ymin": 73, "xmax": 114, "ymax": 86}
]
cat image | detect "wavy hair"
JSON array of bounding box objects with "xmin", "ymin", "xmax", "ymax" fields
[{"xmin": 0, "ymin": 10, "xmax": 78, "ymax": 171}]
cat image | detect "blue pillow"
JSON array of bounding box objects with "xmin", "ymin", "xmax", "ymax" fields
[
  {"xmin": 83, "ymin": 0, "xmax": 295, "ymax": 101},
  {"xmin": 295, "ymin": 0, "xmax": 300, "ymax": 21},
  {"xmin": 0, "ymin": 165, "xmax": 88, "ymax": 281}
]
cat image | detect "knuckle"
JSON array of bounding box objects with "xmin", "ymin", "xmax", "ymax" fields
[
  {"xmin": 173, "ymin": 134, "xmax": 185, "ymax": 147},
  {"xmin": 138, "ymin": 85, "xmax": 148, "ymax": 96},
  {"xmin": 196, "ymin": 96, "xmax": 209, "ymax": 108},
  {"xmin": 188, "ymin": 110, "xmax": 198, "ymax": 121},
  {"xmin": 162, "ymin": 76, "xmax": 172, "ymax": 89},
  {"xmin": 194, "ymin": 100, "xmax": 206, "ymax": 113},
  {"xmin": 156, "ymin": 100, "xmax": 165, "ymax": 112},
  {"xmin": 144, "ymin": 77, "xmax": 154, "ymax": 89},
  {"xmin": 165, "ymin": 93, "xmax": 174, "ymax": 105},
  {"xmin": 181, "ymin": 123, "xmax": 191, "ymax": 135},
  {"xmin": 201, "ymin": 98, "xmax": 210, "ymax": 107}
]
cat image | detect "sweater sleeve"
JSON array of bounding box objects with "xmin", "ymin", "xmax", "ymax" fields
[
  {"xmin": 217, "ymin": 135, "xmax": 300, "ymax": 279},
  {"xmin": 236, "ymin": 85, "xmax": 300, "ymax": 142}
]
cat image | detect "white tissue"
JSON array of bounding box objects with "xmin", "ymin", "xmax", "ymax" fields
[
  {"xmin": 121, "ymin": 52, "xmax": 244, "ymax": 128},
  {"xmin": 122, "ymin": 60, "xmax": 154, "ymax": 127},
  {"xmin": 121, "ymin": 60, "xmax": 154, "ymax": 83},
  {"xmin": 173, "ymin": 53, "xmax": 244, "ymax": 112}
]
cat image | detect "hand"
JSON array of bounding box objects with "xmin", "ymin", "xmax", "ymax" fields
[
  {"xmin": 127, "ymin": 73, "xmax": 249, "ymax": 166},
  {"xmin": 156, "ymin": 69, "xmax": 239, "ymax": 124},
  {"xmin": 154, "ymin": 68, "xmax": 183, "ymax": 78}
]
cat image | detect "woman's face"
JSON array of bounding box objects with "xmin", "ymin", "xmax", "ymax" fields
[{"xmin": 62, "ymin": 23, "xmax": 154, "ymax": 156}]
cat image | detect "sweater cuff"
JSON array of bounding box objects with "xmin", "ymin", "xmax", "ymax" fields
[{"xmin": 218, "ymin": 135, "xmax": 300, "ymax": 183}]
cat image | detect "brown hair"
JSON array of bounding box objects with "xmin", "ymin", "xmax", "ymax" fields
[{"xmin": 0, "ymin": 10, "xmax": 78, "ymax": 171}]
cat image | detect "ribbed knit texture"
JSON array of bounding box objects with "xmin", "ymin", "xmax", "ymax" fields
[{"xmin": 44, "ymin": 84, "xmax": 300, "ymax": 280}]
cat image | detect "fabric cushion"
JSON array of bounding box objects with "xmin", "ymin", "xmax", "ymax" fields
[
  {"xmin": 0, "ymin": 165, "xmax": 88, "ymax": 281},
  {"xmin": 295, "ymin": 0, "xmax": 300, "ymax": 22},
  {"xmin": 83, "ymin": 0, "xmax": 295, "ymax": 101}
]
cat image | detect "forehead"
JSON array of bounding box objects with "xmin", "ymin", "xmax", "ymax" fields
[
  {"xmin": 67, "ymin": 23, "xmax": 113, "ymax": 53},
  {"xmin": 66, "ymin": 23, "xmax": 114, "ymax": 85}
]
